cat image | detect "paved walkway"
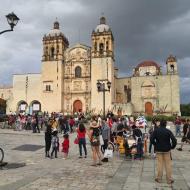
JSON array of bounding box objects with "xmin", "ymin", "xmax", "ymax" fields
[{"xmin": 0, "ymin": 128, "xmax": 190, "ymax": 190}]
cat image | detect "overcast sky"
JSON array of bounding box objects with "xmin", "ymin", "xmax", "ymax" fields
[{"xmin": 0, "ymin": 0, "xmax": 190, "ymax": 103}]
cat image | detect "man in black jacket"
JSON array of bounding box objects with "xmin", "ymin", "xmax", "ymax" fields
[{"xmin": 150, "ymin": 119, "xmax": 177, "ymax": 184}]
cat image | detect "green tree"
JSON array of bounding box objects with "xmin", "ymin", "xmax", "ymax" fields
[{"xmin": 180, "ymin": 104, "xmax": 190, "ymax": 116}]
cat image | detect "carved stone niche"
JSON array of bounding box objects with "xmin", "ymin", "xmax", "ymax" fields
[
  {"xmin": 76, "ymin": 49, "xmax": 81, "ymax": 61},
  {"xmin": 66, "ymin": 67, "xmax": 70, "ymax": 75},
  {"xmin": 73, "ymin": 81, "xmax": 82, "ymax": 91}
]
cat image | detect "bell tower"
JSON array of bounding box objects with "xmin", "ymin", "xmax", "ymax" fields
[
  {"xmin": 41, "ymin": 20, "xmax": 69, "ymax": 113},
  {"xmin": 166, "ymin": 55, "xmax": 178, "ymax": 74},
  {"xmin": 42, "ymin": 21, "xmax": 69, "ymax": 61},
  {"xmin": 91, "ymin": 16, "xmax": 115, "ymax": 114},
  {"xmin": 91, "ymin": 16, "xmax": 114, "ymax": 59}
]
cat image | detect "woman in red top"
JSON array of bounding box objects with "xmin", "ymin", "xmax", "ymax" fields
[
  {"xmin": 77, "ymin": 123, "xmax": 87, "ymax": 158},
  {"xmin": 62, "ymin": 134, "xmax": 69, "ymax": 159}
]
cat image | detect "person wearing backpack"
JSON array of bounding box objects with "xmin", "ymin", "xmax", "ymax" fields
[
  {"xmin": 51, "ymin": 129, "xmax": 59, "ymax": 159},
  {"xmin": 88, "ymin": 120, "xmax": 102, "ymax": 166}
]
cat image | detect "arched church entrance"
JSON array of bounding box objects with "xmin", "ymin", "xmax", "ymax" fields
[
  {"xmin": 17, "ymin": 101, "xmax": 28, "ymax": 113},
  {"xmin": 145, "ymin": 102, "xmax": 153, "ymax": 115},
  {"xmin": 73, "ymin": 100, "xmax": 82, "ymax": 113},
  {"xmin": 29, "ymin": 100, "xmax": 41, "ymax": 114}
]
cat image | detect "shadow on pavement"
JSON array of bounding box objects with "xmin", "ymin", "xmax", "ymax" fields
[{"xmin": 0, "ymin": 162, "xmax": 26, "ymax": 170}]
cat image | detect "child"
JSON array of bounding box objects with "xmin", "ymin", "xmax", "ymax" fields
[
  {"xmin": 62, "ymin": 134, "xmax": 69, "ymax": 159},
  {"xmin": 51, "ymin": 129, "xmax": 59, "ymax": 158}
]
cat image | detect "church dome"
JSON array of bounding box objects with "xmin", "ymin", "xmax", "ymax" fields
[
  {"xmin": 134, "ymin": 61, "xmax": 161, "ymax": 76},
  {"xmin": 136, "ymin": 61, "xmax": 160, "ymax": 69},
  {"xmin": 47, "ymin": 20, "xmax": 64, "ymax": 37},
  {"xmin": 95, "ymin": 16, "xmax": 110, "ymax": 33},
  {"xmin": 43, "ymin": 20, "xmax": 69, "ymax": 48}
]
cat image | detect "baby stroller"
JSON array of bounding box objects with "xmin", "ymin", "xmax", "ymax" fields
[{"xmin": 123, "ymin": 133, "xmax": 137, "ymax": 159}]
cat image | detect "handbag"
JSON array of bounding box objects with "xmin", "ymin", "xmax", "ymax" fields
[
  {"xmin": 91, "ymin": 136, "xmax": 100, "ymax": 146},
  {"xmin": 74, "ymin": 137, "xmax": 79, "ymax": 144},
  {"xmin": 104, "ymin": 149, "xmax": 113, "ymax": 158},
  {"xmin": 99, "ymin": 135, "xmax": 104, "ymax": 145}
]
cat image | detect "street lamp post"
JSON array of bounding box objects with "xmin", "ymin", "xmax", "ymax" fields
[
  {"xmin": 97, "ymin": 80, "xmax": 111, "ymax": 118},
  {"xmin": 0, "ymin": 12, "xmax": 19, "ymax": 168},
  {"xmin": 0, "ymin": 12, "xmax": 19, "ymax": 35}
]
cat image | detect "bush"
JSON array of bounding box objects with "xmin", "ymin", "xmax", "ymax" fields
[{"xmin": 145, "ymin": 115, "xmax": 176, "ymax": 122}]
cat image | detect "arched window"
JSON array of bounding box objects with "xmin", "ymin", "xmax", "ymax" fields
[
  {"xmin": 99, "ymin": 43, "xmax": 104, "ymax": 55},
  {"xmin": 57, "ymin": 45, "xmax": 59, "ymax": 53},
  {"xmin": 106, "ymin": 41, "xmax": 109, "ymax": 51},
  {"xmin": 170, "ymin": 64, "xmax": 174, "ymax": 71},
  {"xmin": 94, "ymin": 42, "xmax": 97, "ymax": 51},
  {"xmin": 50, "ymin": 47, "xmax": 55, "ymax": 59},
  {"xmin": 75, "ymin": 66, "xmax": 82, "ymax": 78}
]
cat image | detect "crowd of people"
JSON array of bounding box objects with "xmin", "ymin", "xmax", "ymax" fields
[
  {"xmin": 6, "ymin": 112, "xmax": 84, "ymax": 134},
  {"xmin": 2, "ymin": 112, "xmax": 190, "ymax": 184},
  {"xmin": 43, "ymin": 113, "xmax": 190, "ymax": 185},
  {"xmin": 41, "ymin": 113, "xmax": 146, "ymax": 162}
]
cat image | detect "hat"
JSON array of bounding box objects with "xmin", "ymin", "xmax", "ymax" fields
[{"xmin": 91, "ymin": 120, "xmax": 98, "ymax": 127}]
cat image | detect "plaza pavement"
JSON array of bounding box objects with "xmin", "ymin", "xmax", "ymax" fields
[{"xmin": 0, "ymin": 126, "xmax": 190, "ymax": 190}]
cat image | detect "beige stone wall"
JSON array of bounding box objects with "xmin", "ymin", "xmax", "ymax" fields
[
  {"xmin": 0, "ymin": 86, "xmax": 13, "ymax": 113},
  {"xmin": 131, "ymin": 74, "xmax": 180, "ymax": 115},
  {"xmin": 0, "ymin": 86, "xmax": 13, "ymax": 100},
  {"xmin": 139, "ymin": 66, "xmax": 157, "ymax": 76},
  {"xmin": 91, "ymin": 57, "xmax": 115, "ymax": 113},
  {"xmin": 12, "ymin": 74, "xmax": 41, "ymax": 113},
  {"xmin": 41, "ymin": 61, "xmax": 63, "ymax": 113},
  {"xmin": 157, "ymin": 74, "xmax": 180, "ymax": 115},
  {"xmin": 115, "ymin": 77, "xmax": 131, "ymax": 103}
]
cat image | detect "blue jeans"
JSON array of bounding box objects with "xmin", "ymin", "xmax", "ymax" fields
[
  {"xmin": 175, "ymin": 125, "xmax": 181, "ymax": 136},
  {"xmin": 78, "ymin": 138, "xmax": 87, "ymax": 156}
]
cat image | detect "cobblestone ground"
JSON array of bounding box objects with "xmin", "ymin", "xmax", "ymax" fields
[{"xmin": 0, "ymin": 126, "xmax": 190, "ymax": 190}]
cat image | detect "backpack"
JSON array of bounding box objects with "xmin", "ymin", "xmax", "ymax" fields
[
  {"xmin": 91, "ymin": 128, "xmax": 100, "ymax": 146},
  {"xmin": 52, "ymin": 136, "xmax": 59, "ymax": 148}
]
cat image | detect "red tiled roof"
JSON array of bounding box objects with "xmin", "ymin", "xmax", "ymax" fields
[{"xmin": 136, "ymin": 61, "xmax": 160, "ymax": 69}]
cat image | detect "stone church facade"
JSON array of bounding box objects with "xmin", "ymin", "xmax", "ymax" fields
[{"xmin": 0, "ymin": 16, "xmax": 180, "ymax": 116}]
